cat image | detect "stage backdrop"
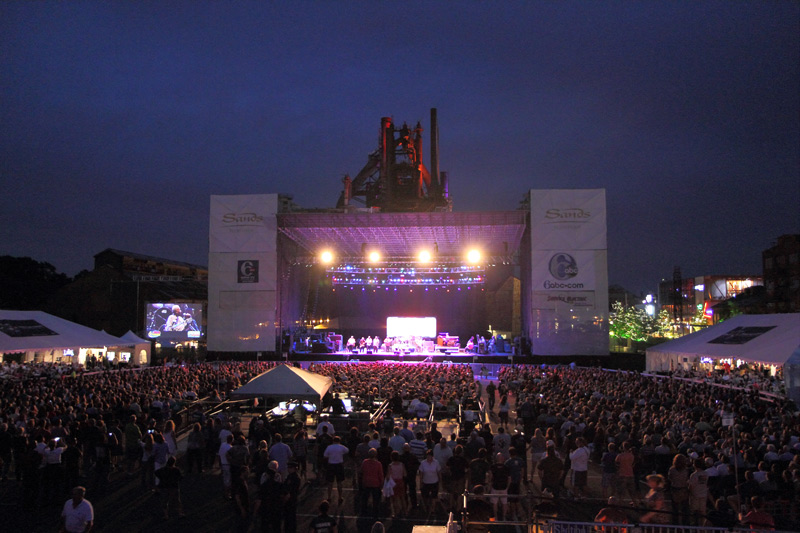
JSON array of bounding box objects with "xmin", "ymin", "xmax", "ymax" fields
[
  {"xmin": 208, "ymin": 194, "xmax": 278, "ymax": 352},
  {"xmin": 528, "ymin": 189, "xmax": 609, "ymax": 355}
]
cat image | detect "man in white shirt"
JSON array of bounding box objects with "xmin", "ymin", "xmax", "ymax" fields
[
  {"xmin": 568, "ymin": 437, "xmax": 590, "ymax": 499},
  {"xmin": 316, "ymin": 416, "xmax": 335, "ymax": 437},
  {"xmin": 61, "ymin": 486, "xmax": 93, "ymax": 533},
  {"xmin": 323, "ymin": 436, "xmax": 350, "ymax": 505},
  {"xmin": 218, "ymin": 434, "xmax": 233, "ymax": 499}
]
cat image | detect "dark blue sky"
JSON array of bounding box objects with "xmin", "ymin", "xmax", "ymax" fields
[{"xmin": 2, "ymin": 2, "xmax": 798, "ymax": 293}]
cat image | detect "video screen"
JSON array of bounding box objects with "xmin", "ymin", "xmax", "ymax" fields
[
  {"xmin": 145, "ymin": 303, "xmax": 203, "ymax": 340},
  {"xmin": 386, "ymin": 316, "xmax": 437, "ymax": 338}
]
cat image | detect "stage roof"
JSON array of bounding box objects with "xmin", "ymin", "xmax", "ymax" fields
[{"xmin": 278, "ymin": 210, "xmax": 527, "ymax": 259}]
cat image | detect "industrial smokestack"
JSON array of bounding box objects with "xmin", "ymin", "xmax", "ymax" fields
[{"xmin": 430, "ymin": 108, "xmax": 440, "ymax": 193}]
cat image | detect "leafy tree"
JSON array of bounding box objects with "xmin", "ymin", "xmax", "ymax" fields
[{"xmin": 0, "ymin": 256, "xmax": 71, "ymax": 309}]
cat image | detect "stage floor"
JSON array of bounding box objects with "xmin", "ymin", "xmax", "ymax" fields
[{"xmin": 290, "ymin": 349, "xmax": 514, "ymax": 363}]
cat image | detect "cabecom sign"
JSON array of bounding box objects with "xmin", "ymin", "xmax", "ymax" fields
[{"xmin": 548, "ymin": 253, "xmax": 578, "ymax": 280}]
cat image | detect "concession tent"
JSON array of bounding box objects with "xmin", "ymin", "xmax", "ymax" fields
[
  {"xmin": 118, "ymin": 330, "xmax": 152, "ymax": 366},
  {"xmin": 0, "ymin": 310, "xmax": 126, "ymax": 365},
  {"xmin": 646, "ymin": 313, "xmax": 800, "ymax": 373},
  {"xmin": 230, "ymin": 364, "xmax": 333, "ymax": 404}
]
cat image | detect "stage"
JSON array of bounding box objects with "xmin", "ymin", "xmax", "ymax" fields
[{"xmin": 288, "ymin": 348, "xmax": 516, "ymax": 364}]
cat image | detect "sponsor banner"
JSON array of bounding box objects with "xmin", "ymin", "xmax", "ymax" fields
[
  {"xmin": 237, "ymin": 260, "xmax": 259, "ymax": 284},
  {"xmin": 210, "ymin": 194, "xmax": 278, "ymax": 253},
  {"xmin": 209, "ymin": 253, "xmax": 277, "ymax": 290},
  {"xmin": 532, "ymin": 250, "xmax": 597, "ymax": 291},
  {"xmin": 532, "ymin": 291, "xmax": 595, "ymax": 310},
  {"xmin": 529, "ymin": 189, "xmax": 607, "ymax": 250}
]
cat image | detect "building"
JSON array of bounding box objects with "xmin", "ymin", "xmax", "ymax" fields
[
  {"xmin": 763, "ymin": 234, "xmax": 800, "ymax": 312},
  {"xmin": 658, "ymin": 274, "xmax": 763, "ymax": 327},
  {"xmin": 45, "ymin": 249, "xmax": 207, "ymax": 342}
]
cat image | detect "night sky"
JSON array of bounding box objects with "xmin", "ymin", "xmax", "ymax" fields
[{"xmin": 2, "ymin": 2, "xmax": 798, "ymax": 294}]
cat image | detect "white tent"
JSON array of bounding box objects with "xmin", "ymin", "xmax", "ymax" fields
[
  {"xmin": 118, "ymin": 330, "xmax": 152, "ymax": 366},
  {"xmin": 0, "ymin": 310, "xmax": 125, "ymax": 365},
  {"xmin": 646, "ymin": 313, "xmax": 800, "ymax": 372},
  {"xmin": 231, "ymin": 364, "xmax": 333, "ymax": 403}
]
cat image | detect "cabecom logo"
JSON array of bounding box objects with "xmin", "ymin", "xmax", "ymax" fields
[
  {"xmin": 237, "ymin": 260, "xmax": 259, "ymax": 283},
  {"xmin": 548, "ymin": 253, "xmax": 578, "ymax": 280}
]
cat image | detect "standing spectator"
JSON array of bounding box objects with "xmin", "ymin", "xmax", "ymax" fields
[
  {"xmin": 231, "ymin": 465, "xmax": 251, "ymax": 531},
  {"xmin": 486, "ymin": 382, "xmax": 496, "ymax": 411},
  {"xmin": 615, "ymin": 442, "xmax": 639, "ymax": 505},
  {"xmin": 489, "ymin": 453, "xmax": 510, "ymax": 521},
  {"xmin": 569, "ymin": 437, "xmax": 590, "ymax": 499},
  {"xmin": 387, "ymin": 451, "xmax": 408, "ymax": 517},
  {"xmin": 323, "ymin": 436, "xmax": 349, "ymax": 506},
  {"xmin": 185, "ymin": 423, "xmax": 205, "ymax": 474},
  {"xmin": 401, "ymin": 442, "xmax": 421, "ymax": 510},
  {"xmin": 641, "ymin": 474, "xmax": 669, "ymax": 524},
  {"xmin": 688, "ymin": 458, "xmax": 709, "ymax": 526},
  {"xmin": 389, "ymin": 427, "xmax": 406, "ymax": 453},
  {"xmin": 292, "ymin": 430, "xmax": 309, "ymax": 481},
  {"xmin": 469, "ymin": 448, "xmax": 492, "ymax": 491},
  {"xmin": 219, "ymin": 434, "xmax": 233, "ymax": 498},
  {"xmin": 419, "ymin": 450, "xmax": 443, "ymax": 514},
  {"xmin": 600, "ymin": 442, "xmax": 618, "ymax": 500},
  {"xmin": 283, "ymin": 461, "xmax": 301, "ymax": 533},
  {"xmin": 163, "ymin": 420, "xmax": 178, "ymax": 458},
  {"xmin": 155, "ymin": 456, "xmax": 185, "ymax": 520},
  {"xmin": 667, "ymin": 454, "xmax": 690, "ymax": 525},
  {"xmin": 360, "ymin": 448, "xmax": 384, "ymax": 518},
  {"xmin": 309, "ymin": 500, "xmax": 337, "ymax": 533},
  {"xmin": 505, "ymin": 447, "xmax": 524, "ymax": 519},
  {"xmin": 498, "ymin": 395, "xmax": 511, "ymax": 427},
  {"xmin": 316, "ymin": 426, "xmax": 333, "ymax": 481},
  {"xmin": 255, "ymin": 462, "xmax": 285, "ymax": 533},
  {"xmin": 269, "ymin": 433, "xmax": 293, "ymax": 477},
  {"xmin": 123, "ymin": 415, "xmax": 142, "ymax": 475},
  {"xmin": 227, "ymin": 435, "xmax": 251, "ymax": 482},
  {"xmin": 537, "ymin": 445, "xmax": 564, "ymax": 499},
  {"xmin": 492, "ymin": 426, "xmax": 511, "ymax": 460},
  {"xmin": 61, "ymin": 486, "xmax": 93, "ymax": 533},
  {"xmin": 447, "ymin": 445, "xmax": 469, "ymax": 512},
  {"xmin": 140, "ymin": 433, "xmax": 155, "ymax": 489},
  {"xmin": 409, "ymin": 432, "xmax": 428, "ymax": 462}
]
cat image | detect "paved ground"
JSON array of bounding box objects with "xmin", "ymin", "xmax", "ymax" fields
[{"xmin": 2, "ymin": 377, "xmax": 645, "ymax": 532}]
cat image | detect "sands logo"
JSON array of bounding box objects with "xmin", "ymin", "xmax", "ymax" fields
[
  {"xmin": 237, "ymin": 260, "xmax": 259, "ymax": 283},
  {"xmin": 544, "ymin": 208, "xmax": 591, "ymax": 222},
  {"xmin": 222, "ymin": 212, "xmax": 264, "ymax": 226}
]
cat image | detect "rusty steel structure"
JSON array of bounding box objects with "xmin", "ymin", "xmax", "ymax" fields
[{"xmin": 337, "ymin": 108, "xmax": 452, "ymax": 213}]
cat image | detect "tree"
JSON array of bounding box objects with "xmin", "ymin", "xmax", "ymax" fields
[{"xmin": 0, "ymin": 256, "xmax": 71, "ymax": 309}]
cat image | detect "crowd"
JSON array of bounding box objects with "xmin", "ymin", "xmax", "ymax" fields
[
  {"xmin": 1, "ymin": 357, "xmax": 799, "ymax": 531},
  {"xmin": 0, "ymin": 361, "xmax": 280, "ymax": 509},
  {"xmin": 495, "ymin": 365, "xmax": 800, "ymax": 529},
  {"xmin": 669, "ymin": 363, "xmax": 785, "ymax": 395},
  {"xmin": 309, "ymin": 361, "xmax": 478, "ymax": 414}
]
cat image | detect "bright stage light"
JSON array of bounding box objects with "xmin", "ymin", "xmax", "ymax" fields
[
  {"xmin": 320, "ymin": 250, "xmax": 334, "ymax": 264},
  {"xmin": 368, "ymin": 251, "xmax": 381, "ymax": 263},
  {"xmin": 466, "ymin": 249, "xmax": 481, "ymax": 263},
  {"xmin": 418, "ymin": 250, "xmax": 432, "ymax": 263}
]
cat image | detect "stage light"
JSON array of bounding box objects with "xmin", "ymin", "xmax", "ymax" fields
[
  {"xmin": 418, "ymin": 250, "xmax": 432, "ymax": 263},
  {"xmin": 320, "ymin": 250, "xmax": 334, "ymax": 264},
  {"xmin": 466, "ymin": 249, "xmax": 481, "ymax": 263},
  {"xmin": 368, "ymin": 251, "xmax": 381, "ymax": 263}
]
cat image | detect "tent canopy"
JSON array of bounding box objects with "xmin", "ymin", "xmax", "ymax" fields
[
  {"xmin": 646, "ymin": 313, "xmax": 800, "ymax": 372},
  {"xmin": 231, "ymin": 364, "xmax": 333, "ymax": 403},
  {"xmin": 119, "ymin": 330, "xmax": 150, "ymax": 345},
  {"xmin": 0, "ymin": 310, "xmax": 124, "ymax": 353}
]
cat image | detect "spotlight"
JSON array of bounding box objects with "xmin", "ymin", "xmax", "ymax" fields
[
  {"xmin": 418, "ymin": 250, "xmax": 432, "ymax": 263},
  {"xmin": 466, "ymin": 249, "xmax": 481, "ymax": 263},
  {"xmin": 320, "ymin": 250, "xmax": 334, "ymax": 264},
  {"xmin": 368, "ymin": 251, "xmax": 381, "ymax": 263}
]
